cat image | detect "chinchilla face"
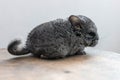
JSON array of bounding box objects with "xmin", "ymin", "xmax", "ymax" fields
[{"xmin": 69, "ymin": 15, "xmax": 99, "ymax": 47}]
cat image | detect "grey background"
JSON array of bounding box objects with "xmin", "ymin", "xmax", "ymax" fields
[{"xmin": 0, "ymin": 0, "xmax": 120, "ymax": 53}]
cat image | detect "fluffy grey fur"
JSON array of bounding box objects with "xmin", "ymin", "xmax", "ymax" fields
[{"xmin": 8, "ymin": 15, "xmax": 99, "ymax": 59}]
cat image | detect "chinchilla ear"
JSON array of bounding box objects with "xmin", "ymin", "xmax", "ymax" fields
[{"xmin": 69, "ymin": 15, "xmax": 82, "ymax": 30}]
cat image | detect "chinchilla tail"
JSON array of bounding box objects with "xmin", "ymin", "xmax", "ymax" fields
[{"xmin": 7, "ymin": 39, "xmax": 30, "ymax": 55}]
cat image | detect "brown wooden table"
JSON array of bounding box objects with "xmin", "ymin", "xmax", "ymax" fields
[{"xmin": 0, "ymin": 48, "xmax": 120, "ymax": 80}]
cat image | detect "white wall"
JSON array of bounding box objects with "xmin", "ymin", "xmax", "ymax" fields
[{"xmin": 0, "ymin": 0, "xmax": 120, "ymax": 53}]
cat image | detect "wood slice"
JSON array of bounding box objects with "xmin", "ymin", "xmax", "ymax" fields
[{"xmin": 0, "ymin": 48, "xmax": 120, "ymax": 80}]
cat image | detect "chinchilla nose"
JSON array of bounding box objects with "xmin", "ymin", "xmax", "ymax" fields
[{"xmin": 94, "ymin": 33, "xmax": 99, "ymax": 40}]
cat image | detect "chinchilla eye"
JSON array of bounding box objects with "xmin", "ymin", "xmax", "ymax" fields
[
  {"xmin": 88, "ymin": 32, "xmax": 96, "ymax": 37},
  {"xmin": 86, "ymin": 32, "xmax": 96, "ymax": 39}
]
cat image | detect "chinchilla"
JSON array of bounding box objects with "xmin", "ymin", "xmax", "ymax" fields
[{"xmin": 7, "ymin": 15, "xmax": 99, "ymax": 59}]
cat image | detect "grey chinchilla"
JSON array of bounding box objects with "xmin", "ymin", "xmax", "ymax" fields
[{"xmin": 8, "ymin": 15, "xmax": 99, "ymax": 59}]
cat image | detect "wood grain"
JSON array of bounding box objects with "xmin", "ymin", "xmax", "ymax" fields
[{"xmin": 0, "ymin": 48, "xmax": 120, "ymax": 80}]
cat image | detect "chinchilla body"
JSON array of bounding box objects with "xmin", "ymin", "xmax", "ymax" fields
[{"xmin": 8, "ymin": 15, "xmax": 99, "ymax": 59}]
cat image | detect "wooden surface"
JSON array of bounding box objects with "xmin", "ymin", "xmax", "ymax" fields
[{"xmin": 0, "ymin": 48, "xmax": 120, "ymax": 80}]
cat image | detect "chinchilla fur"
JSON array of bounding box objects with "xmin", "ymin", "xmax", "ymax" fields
[{"xmin": 8, "ymin": 15, "xmax": 99, "ymax": 59}]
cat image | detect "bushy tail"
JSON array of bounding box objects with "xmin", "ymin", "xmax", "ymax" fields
[{"xmin": 7, "ymin": 40, "xmax": 30, "ymax": 55}]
